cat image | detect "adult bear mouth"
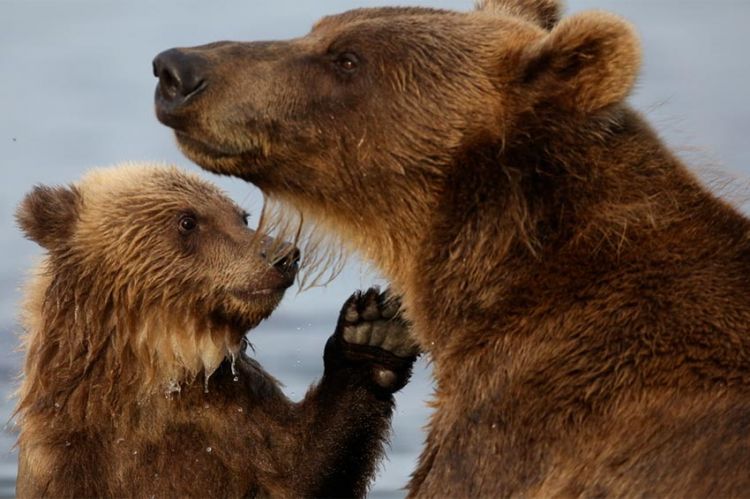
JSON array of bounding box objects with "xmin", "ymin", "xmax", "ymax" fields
[
  {"xmin": 172, "ymin": 131, "xmax": 268, "ymax": 181},
  {"xmin": 175, "ymin": 132, "xmax": 243, "ymax": 159}
]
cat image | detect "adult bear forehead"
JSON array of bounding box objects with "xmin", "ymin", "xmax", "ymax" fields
[
  {"xmin": 307, "ymin": 6, "xmax": 544, "ymax": 49},
  {"xmin": 311, "ymin": 7, "xmax": 458, "ymax": 34}
]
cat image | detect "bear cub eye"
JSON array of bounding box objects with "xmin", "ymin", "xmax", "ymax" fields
[
  {"xmin": 178, "ymin": 213, "xmax": 198, "ymax": 234},
  {"xmin": 335, "ymin": 52, "xmax": 359, "ymax": 73}
]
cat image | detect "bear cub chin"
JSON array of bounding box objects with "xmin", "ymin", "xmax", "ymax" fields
[{"xmin": 14, "ymin": 163, "xmax": 418, "ymax": 499}]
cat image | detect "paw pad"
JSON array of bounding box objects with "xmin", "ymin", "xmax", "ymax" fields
[{"xmin": 340, "ymin": 288, "xmax": 419, "ymax": 358}]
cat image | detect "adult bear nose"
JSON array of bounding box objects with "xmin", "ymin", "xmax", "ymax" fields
[{"xmin": 152, "ymin": 48, "xmax": 207, "ymax": 105}]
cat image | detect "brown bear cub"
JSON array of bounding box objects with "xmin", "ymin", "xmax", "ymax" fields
[
  {"xmin": 154, "ymin": 0, "xmax": 750, "ymax": 496},
  {"xmin": 15, "ymin": 164, "xmax": 417, "ymax": 498}
]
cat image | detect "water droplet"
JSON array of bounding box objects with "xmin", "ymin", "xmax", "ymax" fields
[
  {"xmin": 164, "ymin": 380, "xmax": 181, "ymax": 398},
  {"xmin": 133, "ymin": 450, "xmax": 138, "ymax": 455},
  {"xmin": 230, "ymin": 352, "xmax": 238, "ymax": 376},
  {"xmin": 64, "ymin": 441, "xmax": 71, "ymax": 447},
  {"xmin": 206, "ymin": 446, "xmax": 212, "ymax": 453},
  {"xmin": 233, "ymin": 376, "xmax": 239, "ymax": 382},
  {"xmin": 237, "ymin": 407, "xmax": 244, "ymax": 413},
  {"xmin": 54, "ymin": 402, "xmax": 61, "ymax": 409},
  {"xmin": 116, "ymin": 438, "xmax": 125, "ymax": 444}
]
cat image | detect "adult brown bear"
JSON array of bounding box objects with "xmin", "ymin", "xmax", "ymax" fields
[
  {"xmin": 15, "ymin": 164, "xmax": 417, "ymax": 498},
  {"xmin": 153, "ymin": 1, "xmax": 750, "ymax": 496}
]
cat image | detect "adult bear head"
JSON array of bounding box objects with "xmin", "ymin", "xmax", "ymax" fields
[{"xmin": 153, "ymin": 1, "xmax": 640, "ymax": 279}]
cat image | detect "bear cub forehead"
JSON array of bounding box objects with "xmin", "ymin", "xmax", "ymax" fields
[
  {"xmin": 16, "ymin": 162, "xmax": 250, "ymax": 253},
  {"xmin": 77, "ymin": 163, "xmax": 243, "ymax": 219}
]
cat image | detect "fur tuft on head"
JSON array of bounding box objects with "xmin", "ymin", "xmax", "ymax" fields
[{"xmin": 476, "ymin": 0, "xmax": 562, "ymax": 30}]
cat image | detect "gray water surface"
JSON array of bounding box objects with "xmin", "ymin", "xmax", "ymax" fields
[{"xmin": 1, "ymin": 1, "xmax": 749, "ymax": 497}]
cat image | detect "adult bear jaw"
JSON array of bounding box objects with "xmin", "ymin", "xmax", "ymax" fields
[{"xmin": 172, "ymin": 130, "xmax": 270, "ymax": 180}]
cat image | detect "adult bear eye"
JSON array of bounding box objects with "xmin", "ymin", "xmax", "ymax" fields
[
  {"xmin": 178, "ymin": 214, "xmax": 197, "ymax": 234},
  {"xmin": 335, "ymin": 52, "xmax": 359, "ymax": 73}
]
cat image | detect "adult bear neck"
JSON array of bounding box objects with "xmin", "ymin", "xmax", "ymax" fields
[
  {"xmin": 260, "ymin": 163, "xmax": 443, "ymax": 290},
  {"xmin": 408, "ymin": 104, "xmax": 722, "ymax": 366}
]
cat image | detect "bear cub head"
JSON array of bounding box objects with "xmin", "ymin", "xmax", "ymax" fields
[{"xmin": 16, "ymin": 164, "xmax": 299, "ymax": 399}]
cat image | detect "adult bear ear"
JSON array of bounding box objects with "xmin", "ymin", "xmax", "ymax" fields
[
  {"xmin": 16, "ymin": 185, "xmax": 82, "ymax": 250},
  {"xmin": 476, "ymin": 0, "xmax": 561, "ymax": 30},
  {"xmin": 520, "ymin": 11, "xmax": 641, "ymax": 114}
]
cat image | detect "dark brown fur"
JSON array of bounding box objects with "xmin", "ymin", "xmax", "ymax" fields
[
  {"xmin": 155, "ymin": 2, "xmax": 750, "ymax": 496},
  {"xmin": 15, "ymin": 164, "xmax": 415, "ymax": 498}
]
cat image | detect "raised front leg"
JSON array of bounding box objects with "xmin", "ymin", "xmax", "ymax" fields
[{"xmin": 292, "ymin": 288, "xmax": 419, "ymax": 498}]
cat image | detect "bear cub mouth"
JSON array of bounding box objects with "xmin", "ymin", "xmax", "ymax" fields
[{"xmin": 217, "ymin": 256, "xmax": 298, "ymax": 333}]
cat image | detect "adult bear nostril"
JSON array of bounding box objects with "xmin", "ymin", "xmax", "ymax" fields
[{"xmin": 152, "ymin": 48, "xmax": 207, "ymax": 105}]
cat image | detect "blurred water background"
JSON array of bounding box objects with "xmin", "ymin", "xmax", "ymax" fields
[{"xmin": 1, "ymin": 1, "xmax": 749, "ymax": 497}]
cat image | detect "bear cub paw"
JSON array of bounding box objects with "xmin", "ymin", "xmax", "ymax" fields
[{"xmin": 328, "ymin": 287, "xmax": 419, "ymax": 392}]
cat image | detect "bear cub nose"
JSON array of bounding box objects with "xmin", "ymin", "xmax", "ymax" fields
[
  {"xmin": 273, "ymin": 247, "xmax": 301, "ymax": 281},
  {"xmin": 153, "ymin": 48, "xmax": 207, "ymax": 105}
]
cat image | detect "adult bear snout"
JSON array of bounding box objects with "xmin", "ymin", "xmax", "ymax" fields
[{"xmin": 153, "ymin": 48, "xmax": 207, "ymax": 110}]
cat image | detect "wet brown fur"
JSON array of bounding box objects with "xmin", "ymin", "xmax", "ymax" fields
[
  {"xmin": 15, "ymin": 164, "xmax": 405, "ymax": 498},
  {"xmin": 155, "ymin": 1, "xmax": 750, "ymax": 496}
]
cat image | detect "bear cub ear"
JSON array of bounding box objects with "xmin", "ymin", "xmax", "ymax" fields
[
  {"xmin": 521, "ymin": 10, "xmax": 641, "ymax": 114},
  {"xmin": 16, "ymin": 185, "xmax": 82, "ymax": 250}
]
